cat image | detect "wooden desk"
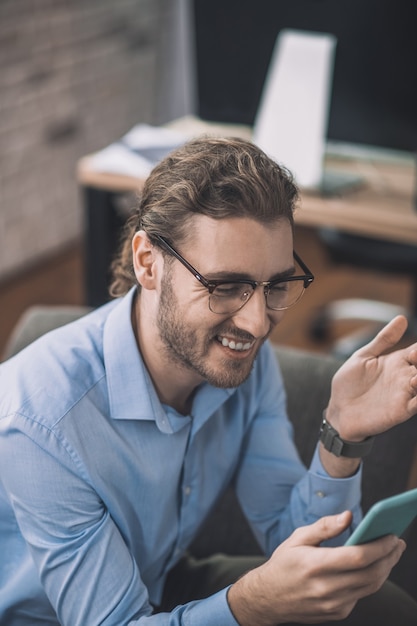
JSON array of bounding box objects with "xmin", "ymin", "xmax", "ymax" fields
[{"xmin": 77, "ymin": 116, "xmax": 417, "ymax": 306}]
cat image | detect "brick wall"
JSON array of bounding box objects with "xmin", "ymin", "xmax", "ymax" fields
[{"xmin": 0, "ymin": 0, "xmax": 173, "ymax": 281}]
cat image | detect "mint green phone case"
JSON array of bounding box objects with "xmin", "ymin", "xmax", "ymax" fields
[{"xmin": 345, "ymin": 487, "xmax": 417, "ymax": 546}]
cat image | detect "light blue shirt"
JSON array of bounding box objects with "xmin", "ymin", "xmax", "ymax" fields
[{"xmin": 0, "ymin": 288, "xmax": 361, "ymax": 625}]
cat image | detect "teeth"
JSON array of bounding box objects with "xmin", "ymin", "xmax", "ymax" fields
[{"xmin": 220, "ymin": 336, "xmax": 253, "ymax": 351}]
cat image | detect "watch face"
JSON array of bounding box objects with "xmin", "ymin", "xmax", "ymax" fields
[
  {"xmin": 320, "ymin": 415, "xmax": 374, "ymax": 458},
  {"xmin": 319, "ymin": 418, "xmax": 342, "ymax": 456}
]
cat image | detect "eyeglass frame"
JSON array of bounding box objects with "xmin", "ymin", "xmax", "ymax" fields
[{"xmin": 154, "ymin": 234, "xmax": 315, "ymax": 314}]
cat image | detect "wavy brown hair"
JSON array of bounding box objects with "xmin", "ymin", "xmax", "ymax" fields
[{"xmin": 109, "ymin": 136, "xmax": 298, "ymax": 297}]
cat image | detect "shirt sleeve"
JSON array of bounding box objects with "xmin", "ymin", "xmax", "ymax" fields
[
  {"xmin": 234, "ymin": 343, "xmax": 362, "ymax": 554},
  {"xmin": 145, "ymin": 589, "xmax": 239, "ymax": 626},
  {"xmin": 0, "ymin": 416, "xmax": 238, "ymax": 626}
]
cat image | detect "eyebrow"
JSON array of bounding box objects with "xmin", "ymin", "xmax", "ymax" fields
[{"xmin": 204, "ymin": 265, "xmax": 297, "ymax": 283}]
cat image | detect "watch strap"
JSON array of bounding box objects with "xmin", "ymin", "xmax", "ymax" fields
[{"xmin": 319, "ymin": 413, "xmax": 375, "ymax": 458}]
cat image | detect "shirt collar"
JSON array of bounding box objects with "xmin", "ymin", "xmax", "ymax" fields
[
  {"xmin": 103, "ymin": 288, "xmax": 169, "ymax": 430},
  {"xmin": 103, "ymin": 288, "xmax": 236, "ymax": 434}
]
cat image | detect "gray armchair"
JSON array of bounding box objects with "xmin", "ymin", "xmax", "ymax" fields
[{"xmin": 3, "ymin": 306, "xmax": 417, "ymax": 600}]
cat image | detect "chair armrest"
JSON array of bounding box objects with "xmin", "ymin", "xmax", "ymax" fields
[{"xmin": 2, "ymin": 305, "xmax": 91, "ymax": 360}]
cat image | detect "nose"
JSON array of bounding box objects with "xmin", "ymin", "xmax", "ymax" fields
[{"xmin": 230, "ymin": 286, "xmax": 283, "ymax": 338}]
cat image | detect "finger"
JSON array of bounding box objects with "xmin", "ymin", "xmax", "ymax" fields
[
  {"xmin": 410, "ymin": 372, "xmax": 417, "ymax": 394},
  {"xmin": 406, "ymin": 348, "xmax": 417, "ymax": 367},
  {"xmin": 357, "ymin": 315, "xmax": 408, "ymax": 358},
  {"xmin": 342, "ymin": 537, "xmax": 406, "ymax": 598},
  {"xmin": 289, "ymin": 511, "xmax": 353, "ymax": 547},
  {"xmin": 346, "ymin": 535, "xmax": 406, "ymax": 568}
]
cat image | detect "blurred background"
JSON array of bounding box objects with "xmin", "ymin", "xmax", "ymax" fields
[{"xmin": 0, "ymin": 0, "xmax": 415, "ymax": 358}]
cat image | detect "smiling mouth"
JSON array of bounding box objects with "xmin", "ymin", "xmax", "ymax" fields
[{"xmin": 217, "ymin": 335, "xmax": 254, "ymax": 352}]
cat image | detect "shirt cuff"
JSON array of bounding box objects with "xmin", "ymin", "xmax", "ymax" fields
[
  {"xmin": 306, "ymin": 446, "xmax": 362, "ymax": 518},
  {"xmin": 173, "ymin": 587, "xmax": 239, "ymax": 626}
]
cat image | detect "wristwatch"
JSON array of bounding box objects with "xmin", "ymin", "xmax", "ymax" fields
[{"xmin": 319, "ymin": 413, "xmax": 375, "ymax": 458}]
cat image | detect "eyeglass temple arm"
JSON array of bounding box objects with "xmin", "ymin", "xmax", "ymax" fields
[
  {"xmin": 155, "ymin": 235, "xmax": 211, "ymax": 288},
  {"xmin": 293, "ymin": 251, "xmax": 314, "ymax": 285}
]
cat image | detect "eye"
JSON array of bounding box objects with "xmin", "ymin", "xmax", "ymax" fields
[
  {"xmin": 269, "ymin": 281, "xmax": 289, "ymax": 293},
  {"xmin": 214, "ymin": 283, "xmax": 251, "ymax": 298}
]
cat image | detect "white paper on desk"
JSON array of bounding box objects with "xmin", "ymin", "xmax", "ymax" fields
[
  {"xmin": 253, "ymin": 30, "xmax": 336, "ymax": 190},
  {"xmin": 87, "ymin": 144, "xmax": 155, "ymax": 178},
  {"xmin": 122, "ymin": 124, "xmax": 186, "ymax": 149},
  {"xmin": 87, "ymin": 124, "xmax": 187, "ymax": 177},
  {"xmin": 121, "ymin": 124, "xmax": 186, "ymax": 165}
]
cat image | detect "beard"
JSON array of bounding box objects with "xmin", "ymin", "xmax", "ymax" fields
[{"xmin": 156, "ymin": 267, "xmax": 266, "ymax": 389}]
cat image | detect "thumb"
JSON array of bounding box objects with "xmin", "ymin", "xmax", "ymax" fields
[
  {"xmin": 357, "ymin": 315, "xmax": 408, "ymax": 359},
  {"xmin": 289, "ymin": 511, "xmax": 353, "ymax": 547}
]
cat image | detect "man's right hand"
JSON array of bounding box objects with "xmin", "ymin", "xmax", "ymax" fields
[{"xmin": 227, "ymin": 511, "xmax": 405, "ymax": 625}]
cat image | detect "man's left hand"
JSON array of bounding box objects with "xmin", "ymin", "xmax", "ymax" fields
[{"xmin": 326, "ymin": 315, "xmax": 417, "ymax": 443}]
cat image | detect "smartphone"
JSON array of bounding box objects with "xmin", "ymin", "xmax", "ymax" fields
[{"xmin": 345, "ymin": 487, "xmax": 417, "ymax": 546}]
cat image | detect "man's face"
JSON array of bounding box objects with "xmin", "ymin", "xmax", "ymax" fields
[{"xmin": 156, "ymin": 215, "xmax": 294, "ymax": 389}]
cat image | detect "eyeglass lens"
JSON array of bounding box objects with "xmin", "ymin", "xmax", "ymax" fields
[{"xmin": 209, "ymin": 279, "xmax": 306, "ymax": 314}]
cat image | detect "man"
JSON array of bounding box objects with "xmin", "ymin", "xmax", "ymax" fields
[{"xmin": 1, "ymin": 137, "xmax": 417, "ymax": 625}]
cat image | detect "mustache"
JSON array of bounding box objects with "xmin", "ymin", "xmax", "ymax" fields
[
  {"xmin": 213, "ymin": 321, "xmax": 275, "ymax": 344},
  {"xmin": 213, "ymin": 326, "xmax": 256, "ymax": 343}
]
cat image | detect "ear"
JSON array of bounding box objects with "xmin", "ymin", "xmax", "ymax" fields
[{"xmin": 132, "ymin": 230, "xmax": 160, "ymax": 290}]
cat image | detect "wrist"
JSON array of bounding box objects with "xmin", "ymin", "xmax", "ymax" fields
[
  {"xmin": 319, "ymin": 412, "xmax": 375, "ymax": 459},
  {"xmin": 227, "ymin": 569, "xmax": 275, "ymax": 626}
]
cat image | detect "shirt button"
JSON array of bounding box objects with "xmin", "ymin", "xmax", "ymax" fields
[
  {"xmin": 184, "ymin": 486, "xmax": 191, "ymax": 496},
  {"xmin": 315, "ymin": 490, "xmax": 326, "ymax": 498}
]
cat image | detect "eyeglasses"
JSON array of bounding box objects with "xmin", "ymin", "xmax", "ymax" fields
[{"xmin": 155, "ymin": 235, "xmax": 314, "ymax": 315}]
